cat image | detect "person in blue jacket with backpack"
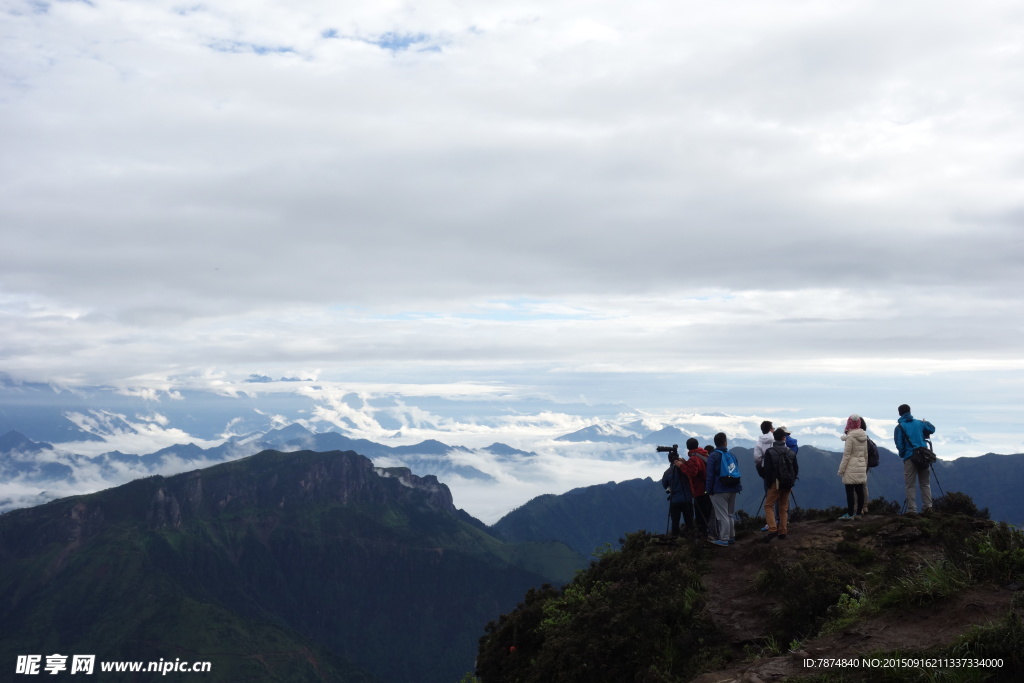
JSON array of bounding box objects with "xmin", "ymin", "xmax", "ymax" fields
[
  {"xmin": 705, "ymin": 432, "xmax": 742, "ymax": 546},
  {"xmin": 894, "ymin": 404, "xmax": 936, "ymax": 514}
]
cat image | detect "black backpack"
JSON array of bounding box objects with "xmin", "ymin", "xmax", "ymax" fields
[
  {"xmin": 866, "ymin": 438, "xmax": 880, "ymax": 468},
  {"xmin": 898, "ymin": 425, "xmax": 937, "ymax": 471},
  {"xmin": 772, "ymin": 446, "xmax": 798, "ymax": 490}
]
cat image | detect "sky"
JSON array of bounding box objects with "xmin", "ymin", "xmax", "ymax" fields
[{"xmin": 3, "ymin": 0, "xmax": 1024, "ymax": 474}]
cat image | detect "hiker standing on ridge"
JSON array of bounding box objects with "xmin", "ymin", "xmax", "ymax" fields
[
  {"xmin": 859, "ymin": 417, "xmax": 880, "ymax": 514},
  {"xmin": 838, "ymin": 414, "xmax": 869, "ymax": 520},
  {"xmin": 762, "ymin": 427, "xmax": 798, "ymax": 541},
  {"xmin": 894, "ymin": 404, "xmax": 936, "ymax": 514},
  {"xmin": 661, "ymin": 448, "xmax": 694, "ymax": 537},
  {"xmin": 753, "ymin": 420, "xmax": 775, "ymax": 532},
  {"xmin": 753, "ymin": 420, "xmax": 774, "ymax": 468},
  {"xmin": 778, "ymin": 426, "xmax": 799, "ymax": 455},
  {"xmin": 706, "ymin": 432, "xmax": 742, "ymax": 547},
  {"xmin": 677, "ymin": 438, "xmax": 714, "ymax": 540}
]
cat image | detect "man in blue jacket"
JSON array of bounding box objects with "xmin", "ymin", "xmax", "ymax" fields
[
  {"xmin": 894, "ymin": 404, "xmax": 936, "ymax": 514},
  {"xmin": 706, "ymin": 432, "xmax": 742, "ymax": 546}
]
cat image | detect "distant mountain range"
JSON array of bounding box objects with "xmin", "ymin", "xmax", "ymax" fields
[
  {"xmin": 4, "ymin": 423, "xmax": 1024, "ymax": 528},
  {"xmin": 555, "ymin": 421, "xmax": 757, "ymax": 449},
  {"xmin": 0, "ymin": 425, "xmax": 537, "ymax": 512},
  {"xmin": 3, "ymin": 427, "xmax": 1023, "ymax": 682},
  {"xmin": 0, "ymin": 449, "xmax": 583, "ymax": 683}
]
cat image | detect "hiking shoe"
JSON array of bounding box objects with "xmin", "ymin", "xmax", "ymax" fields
[
  {"xmin": 727, "ymin": 538, "xmax": 736, "ymax": 545},
  {"xmin": 709, "ymin": 539, "xmax": 729, "ymax": 547},
  {"xmin": 777, "ymin": 534, "xmax": 787, "ymax": 540},
  {"xmin": 760, "ymin": 524, "xmax": 769, "ymax": 532},
  {"xmin": 763, "ymin": 532, "xmax": 778, "ymax": 543},
  {"xmin": 838, "ymin": 513, "xmax": 853, "ymax": 520}
]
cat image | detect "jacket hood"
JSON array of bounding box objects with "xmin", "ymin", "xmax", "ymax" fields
[
  {"xmin": 845, "ymin": 428, "xmax": 868, "ymax": 443},
  {"xmin": 898, "ymin": 412, "xmax": 915, "ymax": 424}
]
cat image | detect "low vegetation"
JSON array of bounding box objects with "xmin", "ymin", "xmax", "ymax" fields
[
  {"xmin": 471, "ymin": 492, "xmax": 1024, "ymax": 682},
  {"xmin": 475, "ymin": 533, "xmax": 722, "ymax": 683}
]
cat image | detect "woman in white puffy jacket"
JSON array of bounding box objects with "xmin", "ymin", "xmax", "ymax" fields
[{"xmin": 838, "ymin": 414, "xmax": 869, "ymax": 520}]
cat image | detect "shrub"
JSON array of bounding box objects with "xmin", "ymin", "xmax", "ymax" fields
[
  {"xmin": 933, "ymin": 491, "xmax": 990, "ymax": 519},
  {"xmin": 835, "ymin": 539, "xmax": 877, "ymax": 567},
  {"xmin": 865, "ymin": 497, "xmax": 900, "ymax": 516},
  {"xmin": 876, "ymin": 560, "xmax": 971, "ymax": 608},
  {"xmin": 475, "ymin": 532, "xmax": 720, "ymax": 683},
  {"xmin": 753, "ymin": 549, "xmax": 859, "ymax": 640},
  {"xmin": 961, "ymin": 523, "xmax": 1024, "ymax": 584},
  {"xmin": 819, "ymin": 586, "xmax": 872, "ymax": 636},
  {"xmin": 946, "ymin": 610, "xmax": 1024, "ymax": 678}
]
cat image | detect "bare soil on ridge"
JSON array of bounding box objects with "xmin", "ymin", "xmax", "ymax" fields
[{"xmin": 691, "ymin": 516, "xmax": 1015, "ymax": 682}]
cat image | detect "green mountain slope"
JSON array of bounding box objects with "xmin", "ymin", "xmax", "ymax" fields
[
  {"xmin": 492, "ymin": 478, "xmax": 665, "ymax": 556},
  {"xmin": 475, "ymin": 507, "xmax": 1024, "ymax": 682},
  {"xmin": 0, "ymin": 450, "xmax": 584, "ymax": 683}
]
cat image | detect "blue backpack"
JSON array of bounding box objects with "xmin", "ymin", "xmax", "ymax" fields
[{"xmin": 718, "ymin": 449, "xmax": 741, "ymax": 487}]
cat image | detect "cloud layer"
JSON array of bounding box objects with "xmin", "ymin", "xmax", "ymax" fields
[{"xmin": 3, "ymin": 0, "xmax": 1023, "ymax": 448}]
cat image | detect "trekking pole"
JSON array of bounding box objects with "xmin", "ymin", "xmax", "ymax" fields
[
  {"xmin": 929, "ymin": 463, "xmax": 946, "ymax": 499},
  {"xmin": 756, "ymin": 491, "xmax": 766, "ymax": 521}
]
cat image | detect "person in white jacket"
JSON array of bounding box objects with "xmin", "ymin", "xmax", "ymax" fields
[
  {"xmin": 838, "ymin": 414, "xmax": 869, "ymax": 520},
  {"xmin": 753, "ymin": 420, "xmax": 775, "ymax": 531}
]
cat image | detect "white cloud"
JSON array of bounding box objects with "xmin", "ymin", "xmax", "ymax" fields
[
  {"xmin": 59, "ymin": 409, "xmax": 223, "ymax": 456},
  {"xmin": 3, "ymin": 0, "xmax": 1023, "ymax": 467}
]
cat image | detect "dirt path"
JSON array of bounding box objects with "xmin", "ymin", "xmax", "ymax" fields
[{"xmin": 694, "ymin": 517, "xmax": 1015, "ymax": 682}]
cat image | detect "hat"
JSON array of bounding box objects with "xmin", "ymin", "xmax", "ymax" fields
[
  {"xmin": 776, "ymin": 426, "xmax": 791, "ymax": 435},
  {"xmin": 773, "ymin": 427, "xmax": 789, "ymax": 440}
]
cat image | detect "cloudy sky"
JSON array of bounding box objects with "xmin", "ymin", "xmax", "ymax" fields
[{"xmin": 3, "ymin": 0, "xmax": 1024, "ymax": 457}]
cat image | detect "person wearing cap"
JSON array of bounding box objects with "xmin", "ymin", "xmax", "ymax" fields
[
  {"xmin": 762, "ymin": 427, "xmax": 799, "ymax": 541},
  {"xmin": 778, "ymin": 426, "xmax": 799, "ymax": 455}
]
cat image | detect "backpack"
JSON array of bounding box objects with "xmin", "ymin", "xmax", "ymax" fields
[
  {"xmin": 717, "ymin": 449, "xmax": 741, "ymax": 487},
  {"xmin": 898, "ymin": 425, "xmax": 936, "ymax": 471},
  {"xmin": 772, "ymin": 446, "xmax": 798, "ymax": 490},
  {"xmin": 866, "ymin": 438, "xmax": 880, "ymax": 468},
  {"xmin": 909, "ymin": 445, "xmax": 936, "ymax": 470}
]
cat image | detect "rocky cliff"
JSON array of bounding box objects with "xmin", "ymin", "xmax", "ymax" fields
[{"xmin": 0, "ymin": 449, "xmax": 581, "ymax": 683}]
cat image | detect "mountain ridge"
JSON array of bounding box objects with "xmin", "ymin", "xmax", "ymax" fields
[{"xmin": 0, "ymin": 448, "xmax": 584, "ymax": 683}]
